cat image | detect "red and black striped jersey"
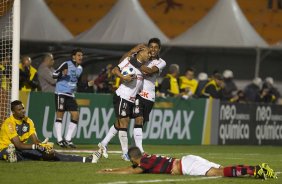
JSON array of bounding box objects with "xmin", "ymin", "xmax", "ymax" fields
[{"xmin": 138, "ymin": 154, "xmax": 175, "ymax": 174}]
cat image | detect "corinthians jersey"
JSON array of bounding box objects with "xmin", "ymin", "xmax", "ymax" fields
[
  {"xmin": 115, "ymin": 57, "xmax": 143, "ymax": 103},
  {"xmin": 139, "ymin": 58, "xmax": 166, "ymax": 102}
]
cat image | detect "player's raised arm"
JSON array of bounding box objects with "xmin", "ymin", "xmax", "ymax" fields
[{"xmin": 119, "ymin": 43, "xmax": 147, "ymax": 63}]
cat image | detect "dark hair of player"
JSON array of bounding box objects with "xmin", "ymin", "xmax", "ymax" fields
[
  {"xmin": 148, "ymin": 38, "xmax": 161, "ymax": 48},
  {"xmin": 71, "ymin": 48, "xmax": 83, "ymax": 56},
  {"xmin": 128, "ymin": 147, "xmax": 143, "ymax": 160},
  {"xmin": 11, "ymin": 100, "xmax": 23, "ymax": 111}
]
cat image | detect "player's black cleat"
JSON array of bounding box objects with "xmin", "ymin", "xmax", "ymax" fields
[
  {"xmin": 65, "ymin": 140, "xmax": 76, "ymax": 148},
  {"xmin": 260, "ymin": 163, "xmax": 278, "ymax": 179},
  {"xmin": 254, "ymin": 165, "xmax": 266, "ymax": 180},
  {"xmin": 57, "ymin": 140, "xmax": 67, "ymax": 148}
]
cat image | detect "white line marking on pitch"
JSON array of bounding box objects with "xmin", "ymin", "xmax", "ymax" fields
[
  {"xmin": 55, "ymin": 149, "xmax": 122, "ymax": 154},
  {"xmin": 97, "ymin": 176, "xmax": 221, "ymax": 184}
]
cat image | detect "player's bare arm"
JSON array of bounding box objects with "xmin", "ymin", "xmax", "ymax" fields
[
  {"xmin": 11, "ymin": 136, "xmax": 35, "ymax": 150},
  {"xmin": 140, "ymin": 65, "xmax": 159, "ymax": 75},
  {"xmin": 119, "ymin": 43, "xmax": 147, "ymax": 63},
  {"xmin": 98, "ymin": 166, "xmax": 143, "ymax": 174},
  {"xmin": 112, "ymin": 66, "xmax": 133, "ymax": 82}
]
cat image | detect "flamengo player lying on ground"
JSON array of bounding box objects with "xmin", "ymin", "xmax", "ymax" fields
[{"xmin": 97, "ymin": 147, "xmax": 278, "ymax": 180}]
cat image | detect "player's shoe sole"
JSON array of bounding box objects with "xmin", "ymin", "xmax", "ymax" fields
[
  {"xmin": 7, "ymin": 144, "xmax": 17, "ymax": 163},
  {"xmin": 98, "ymin": 143, "xmax": 108, "ymax": 158}
]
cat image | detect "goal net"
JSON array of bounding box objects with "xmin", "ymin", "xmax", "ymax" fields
[{"xmin": 0, "ymin": 0, "xmax": 14, "ymax": 124}]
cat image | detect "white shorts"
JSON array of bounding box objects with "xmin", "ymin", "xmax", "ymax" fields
[{"xmin": 181, "ymin": 155, "xmax": 221, "ymax": 176}]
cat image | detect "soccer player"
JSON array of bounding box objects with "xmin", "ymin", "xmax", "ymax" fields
[
  {"xmin": 0, "ymin": 100, "xmax": 100, "ymax": 163},
  {"xmin": 97, "ymin": 47, "xmax": 151, "ymax": 161},
  {"xmin": 52, "ymin": 48, "xmax": 94, "ymax": 148},
  {"xmin": 98, "ymin": 38, "xmax": 166, "ymax": 159},
  {"xmin": 98, "ymin": 147, "xmax": 278, "ymax": 180},
  {"xmin": 131, "ymin": 38, "xmax": 166, "ymax": 153}
]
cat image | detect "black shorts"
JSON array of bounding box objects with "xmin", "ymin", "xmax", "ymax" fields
[
  {"xmin": 55, "ymin": 94, "xmax": 78, "ymax": 112},
  {"xmin": 113, "ymin": 93, "xmax": 134, "ymax": 118},
  {"xmin": 133, "ymin": 95, "xmax": 154, "ymax": 122}
]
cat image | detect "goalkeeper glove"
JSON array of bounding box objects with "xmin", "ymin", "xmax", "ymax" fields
[{"xmin": 32, "ymin": 143, "xmax": 54, "ymax": 154}]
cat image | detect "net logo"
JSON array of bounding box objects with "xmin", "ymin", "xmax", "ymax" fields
[
  {"xmin": 220, "ymin": 104, "xmax": 236, "ymax": 120},
  {"xmin": 219, "ymin": 121, "xmax": 249, "ymax": 144},
  {"xmin": 255, "ymin": 106, "xmax": 282, "ymax": 145},
  {"xmin": 256, "ymin": 106, "xmax": 271, "ymax": 121}
]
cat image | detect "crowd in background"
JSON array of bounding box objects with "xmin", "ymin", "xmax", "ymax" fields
[{"xmin": 1, "ymin": 53, "xmax": 280, "ymax": 104}]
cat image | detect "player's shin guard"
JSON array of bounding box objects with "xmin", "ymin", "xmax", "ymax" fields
[
  {"xmin": 65, "ymin": 120, "xmax": 78, "ymax": 141},
  {"xmin": 55, "ymin": 119, "xmax": 63, "ymax": 142},
  {"xmin": 223, "ymin": 165, "xmax": 255, "ymax": 177},
  {"xmin": 133, "ymin": 125, "xmax": 144, "ymax": 153},
  {"xmin": 118, "ymin": 128, "xmax": 128, "ymax": 154},
  {"xmin": 101, "ymin": 124, "xmax": 118, "ymax": 146}
]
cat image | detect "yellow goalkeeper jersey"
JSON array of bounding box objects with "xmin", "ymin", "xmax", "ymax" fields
[{"xmin": 0, "ymin": 115, "xmax": 36, "ymax": 151}]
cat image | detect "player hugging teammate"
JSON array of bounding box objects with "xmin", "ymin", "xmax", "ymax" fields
[{"xmin": 96, "ymin": 38, "xmax": 166, "ymax": 161}]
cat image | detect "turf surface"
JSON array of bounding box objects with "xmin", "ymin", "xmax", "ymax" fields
[{"xmin": 0, "ymin": 145, "xmax": 281, "ymax": 184}]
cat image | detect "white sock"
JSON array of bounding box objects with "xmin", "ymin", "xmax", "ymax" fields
[
  {"xmin": 101, "ymin": 125, "xmax": 118, "ymax": 146},
  {"xmin": 118, "ymin": 130, "xmax": 128, "ymax": 155},
  {"xmin": 55, "ymin": 121, "xmax": 63, "ymax": 142},
  {"xmin": 133, "ymin": 128, "xmax": 144, "ymax": 153},
  {"xmin": 65, "ymin": 122, "xmax": 77, "ymax": 141}
]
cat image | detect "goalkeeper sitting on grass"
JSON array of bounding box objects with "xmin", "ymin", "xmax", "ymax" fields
[{"xmin": 0, "ymin": 100, "xmax": 100, "ymax": 163}]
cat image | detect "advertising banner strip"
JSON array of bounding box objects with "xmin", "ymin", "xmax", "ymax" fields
[
  {"xmin": 24, "ymin": 92, "xmax": 208, "ymax": 145},
  {"xmin": 202, "ymin": 99, "xmax": 212, "ymax": 145}
]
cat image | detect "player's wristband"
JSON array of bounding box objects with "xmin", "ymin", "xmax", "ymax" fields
[
  {"xmin": 129, "ymin": 57, "xmax": 143, "ymax": 69},
  {"xmin": 32, "ymin": 144, "xmax": 36, "ymax": 150}
]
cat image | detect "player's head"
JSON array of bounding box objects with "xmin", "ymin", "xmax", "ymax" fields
[
  {"xmin": 137, "ymin": 47, "xmax": 151, "ymax": 63},
  {"xmin": 11, "ymin": 100, "xmax": 26, "ymax": 119},
  {"xmin": 72, "ymin": 48, "xmax": 83, "ymax": 65},
  {"xmin": 148, "ymin": 38, "xmax": 161, "ymax": 59},
  {"xmin": 128, "ymin": 147, "xmax": 143, "ymax": 166}
]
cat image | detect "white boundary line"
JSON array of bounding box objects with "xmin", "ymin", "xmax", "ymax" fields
[
  {"xmin": 97, "ymin": 176, "xmax": 221, "ymax": 184},
  {"xmin": 55, "ymin": 150, "xmax": 282, "ymax": 157}
]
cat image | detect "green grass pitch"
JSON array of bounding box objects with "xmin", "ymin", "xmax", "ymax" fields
[{"xmin": 0, "ymin": 145, "xmax": 281, "ymax": 184}]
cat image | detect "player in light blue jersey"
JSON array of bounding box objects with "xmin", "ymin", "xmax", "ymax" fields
[{"xmin": 52, "ymin": 48, "xmax": 93, "ymax": 148}]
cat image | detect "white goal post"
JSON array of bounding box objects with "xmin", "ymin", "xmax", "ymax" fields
[{"xmin": 0, "ymin": 0, "xmax": 20, "ymax": 123}]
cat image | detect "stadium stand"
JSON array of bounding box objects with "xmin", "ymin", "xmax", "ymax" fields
[{"xmin": 45, "ymin": 0, "xmax": 282, "ymax": 44}]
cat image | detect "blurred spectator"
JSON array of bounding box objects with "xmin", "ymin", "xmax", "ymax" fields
[
  {"xmin": 195, "ymin": 72, "xmax": 209, "ymax": 98},
  {"xmin": 178, "ymin": 67, "xmax": 198, "ymax": 99},
  {"xmin": 230, "ymin": 90, "xmax": 246, "ymax": 103},
  {"xmin": 0, "ymin": 56, "xmax": 11, "ymax": 91},
  {"xmin": 256, "ymin": 77, "xmax": 280, "ymax": 103},
  {"xmin": 200, "ymin": 73, "xmax": 224, "ymax": 99},
  {"xmin": 222, "ymin": 69, "xmax": 237, "ymax": 101},
  {"xmin": 19, "ymin": 56, "xmax": 40, "ymax": 91},
  {"xmin": 94, "ymin": 64, "xmax": 117, "ymax": 93},
  {"xmin": 159, "ymin": 64, "xmax": 180, "ymax": 97},
  {"xmin": 77, "ymin": 74, "xmax": 94, "ymax": 93},
  {"xmin": 244, "ymin": 77, "xmax": 262, "ymax": 102},
  {"xmin": 37, "ymin": 53, "xmax": 56, "ymax": 92}
]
